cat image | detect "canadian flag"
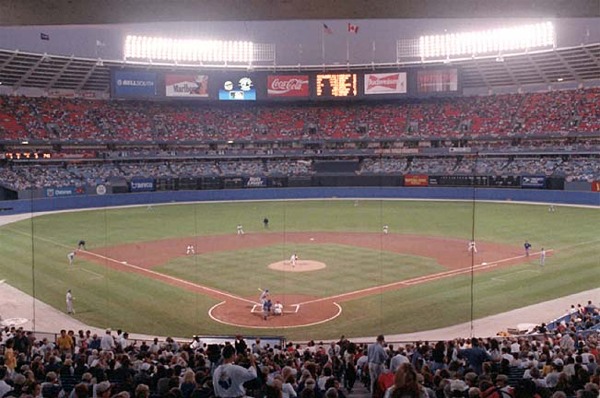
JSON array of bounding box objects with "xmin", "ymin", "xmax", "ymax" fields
[{"xmin": 347, "ymin": 23, "xmax": 359, "ymax": 34}]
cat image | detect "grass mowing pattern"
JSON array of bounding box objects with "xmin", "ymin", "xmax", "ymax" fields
[
  {"xmin": 0, "ymin": 200, "xmax": 597, "ymax": 339},
  {"xmin": 155, "ymin": 244, "xmax": 444, "ymax": 297}
]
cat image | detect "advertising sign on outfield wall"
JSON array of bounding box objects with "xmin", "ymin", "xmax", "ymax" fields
[
  {"xmin": 404, "ymin": 174, "xmax": 429, "ymax": 187},
  {"xmin": 130, "ymin": 178, "xmax": 156, "ymax": 192},
  {"xmin": 245, "ymin": 177, "xmax": 268, "ymax": 188},
  {"xmin": 267, "ymin": 75, "xmax": 310, "ymax": 97},
  {"xmin": 45, "ymin": 186, "xmax": 85, "ymax": 197},
  {"xmin": 364, "ymin": 72, "xmax": 407, "ymax": 95},
  {"xmin": 165, "ymin": 74, "xmax": 209, "ymax": 98},
  {"xmin": 521, "ymin": 175, "xmax": 546, "ymax": 189}
]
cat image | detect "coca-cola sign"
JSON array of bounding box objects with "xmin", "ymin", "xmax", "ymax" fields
[
  {"xmin": 267, "ymin": 75, "xmax": 309, "ymax": 97},
  {"xmin": 364, "ymin": 72, "xmax": 407, "ymax": 95}
]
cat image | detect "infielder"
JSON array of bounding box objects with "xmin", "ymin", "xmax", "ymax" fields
[
  {"xmin": 468, "ymin": 240, "xmax": 478, "ymax": 253},
  {"xmin": 290, "ymin": 253, "xmax": 298, "ymax": 268},
  {"xmin": 540, "ymin": 248, "xmax": 546, "ymax": 266},
  {"xmin": 524, "ymin": 241, "xmax": 532, "ymax": 256},
  {"xmin": 67, "ymin": 251, "xmax": 76, "ymax": 265},
  {"xmin": 66, "ymin": 289, "xmax": 74, "ymax": 314},
  {"xmin": 186, "ymin": 245, "xmax": 195, "ymax": 255},
  {"xmin": 237, "ymin": 224, "xmax": 245, "ymax": 235},
  {"xmin": 383, "ymin": 225, "xmax": 389, "ymax": 234}
]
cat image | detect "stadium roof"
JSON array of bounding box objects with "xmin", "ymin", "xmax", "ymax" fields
[
  {"xmin": 1, "ymin": 0, "xmax": 599, "ymax": 25},
  {"xmin": 0, "ymin": 43, "xmax": 598, "ymax": 92}
]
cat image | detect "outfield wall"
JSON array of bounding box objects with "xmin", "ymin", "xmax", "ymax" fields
[{"xmin": 0, "ymin": 187, "xmax": 598, "ymax": 215}]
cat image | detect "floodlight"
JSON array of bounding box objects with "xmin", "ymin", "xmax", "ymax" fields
[
  {"xmin": 123, "ymin": 35, "xmax": 263, "ymax": 63},
  {"xmin": 419, "ymin": 21, "xmax": 555, "ymax": 59}
]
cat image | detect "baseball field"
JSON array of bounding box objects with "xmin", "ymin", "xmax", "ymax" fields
[{"xmin": 0, "ymin": 199, "xmax": 598, "ymax": 340}]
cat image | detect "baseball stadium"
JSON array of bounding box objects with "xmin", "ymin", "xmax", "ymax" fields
[{"xmin": 0, "ymin": 3, "xmax": 599, "ymax": 398}]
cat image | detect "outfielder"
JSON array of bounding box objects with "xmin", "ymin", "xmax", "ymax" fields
[
  {"xmin": 186, "ymin": 245, "xmax": 195, "ymax": 255},
  {"xmin": 67, "ymin": 251, "xmax": 76, "ymax": 265}
]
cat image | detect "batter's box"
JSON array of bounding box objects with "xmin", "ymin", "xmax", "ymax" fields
[{"xmin": 250, "ymin": 304, "xmax": 300, "ymax": 314}]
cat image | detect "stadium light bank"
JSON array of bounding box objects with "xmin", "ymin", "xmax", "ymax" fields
[
  {"xmin": 418, "ymin": 21, "xmax": 555, "ymax": 61},
  {"xmin": 124, "ymin": 35, "xmax": 274, "ymax": 65}
]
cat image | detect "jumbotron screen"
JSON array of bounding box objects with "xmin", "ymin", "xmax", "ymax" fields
[
  {"xmin": 416, "ymin": 69, "xmax": 458, "ymax": 94},
  {"xmin": 316, "ymin": 73, "xmax": 357, "ymax": 97}
]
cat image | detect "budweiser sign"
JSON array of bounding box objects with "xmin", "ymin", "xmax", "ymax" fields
[
  {"xmin": 267, "ymin": 75, "xmax": 309, "ymax": 97},
  {"xmin": 364, "ymin": 72, "xmax": 407, "ymax": 95}
]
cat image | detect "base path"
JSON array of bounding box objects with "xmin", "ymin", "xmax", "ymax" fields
[{"xmin": 82, "ymin": 232, "xmax": 534, "ymax": 328}]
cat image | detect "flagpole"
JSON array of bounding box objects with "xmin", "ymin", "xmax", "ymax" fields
[
  {"xmin": 372, "ymin": 40, "xmax": 376, "ymax": 63},
  {"xmin": 346, "ymin": 37, "xmax": 350, "ymax": 63},
  {"xmin": 321, "ymin": 26, "xmax": 325, "ymax": 64}
]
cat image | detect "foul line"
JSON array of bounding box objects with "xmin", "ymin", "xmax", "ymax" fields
[
  {"xmin": 294, "ymin": 249, "xmax": 553, "ymax": 306},
  {"xmin": 81, "ymin": 250, "xmax": 257, "ymax": 305},
  {"xmin": 80, "ymin": 267, "xmax": 104, "ymax": 280}
]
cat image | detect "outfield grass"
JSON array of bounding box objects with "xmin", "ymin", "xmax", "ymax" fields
[{"xmin": 0, "ymin": 199, "xmax": 598, "ymax": 340}]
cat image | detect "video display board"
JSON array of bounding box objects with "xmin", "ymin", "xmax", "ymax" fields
[
  {"xmin": 416, "ymin": 69, "xmax": 458, "ymax": 94},
  {"xmin": 216, "ymin": 75, "xmax": 257, "ymax": 101},
  {"xmin": 316, "ymin": 73, "xmax": 357, "ymax": 98},
  {"xmin": 165, "ymin": 74, "xmax": 209, "ymax": 98}
]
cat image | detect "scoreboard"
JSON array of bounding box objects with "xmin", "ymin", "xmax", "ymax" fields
[
  {"xmin": 316, "ymin": 73, "xmax": 357, "ymax": 97},
  {"xmin": 111, "ymin": 68, "xmax": 460, "ymax": 100}
]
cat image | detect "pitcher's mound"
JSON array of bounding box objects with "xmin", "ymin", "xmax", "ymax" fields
[{"xmin": 268, "ymin": 260, "xmax": 326, "ymax": 272}]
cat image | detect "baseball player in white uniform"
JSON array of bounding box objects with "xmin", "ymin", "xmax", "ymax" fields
[
  {"xmin": 468, "ymin": 240, "xmax": 478, "ymax": 253},
  {"xmin": 66, "ymin": 289, "xmax": 74, "ymax": 314},
  {"xmin": 186, "ymin": 245, "xmax": 195, "ymax": 255},
  {"xmin": 540, "ymin": 248, "xmax": 546, "ymax": 266},
  {"xmin": 67, "ymin": 251, "xmax": 76, "ymax": 265},
  {"xmin": 290, "ymin": 253, "xmax": 298, "ymax": 268},
  {"xmin": 237, "ymin": 224, "xmax": 245, "ymax": 235},
  {"xmin": 383, "ymin": 225, "xmax": 389, "ymax": 234}
]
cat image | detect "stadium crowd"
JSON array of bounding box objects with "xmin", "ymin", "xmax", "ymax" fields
[
  {"xmin": 0, "ymin": 155, "xmax": 598, "ymax": 191},
  {"xmin": 0, "ymin": 299, "xmax": 598, "ymax": 398},
  {"xmin": 1, "ymin": 89, "xmax": 600, "ymax": 143}
]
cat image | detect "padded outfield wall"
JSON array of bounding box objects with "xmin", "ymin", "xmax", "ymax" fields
[{"xmin": 0, "ymin": 186, "xmax": 599, "ymax": 215}]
